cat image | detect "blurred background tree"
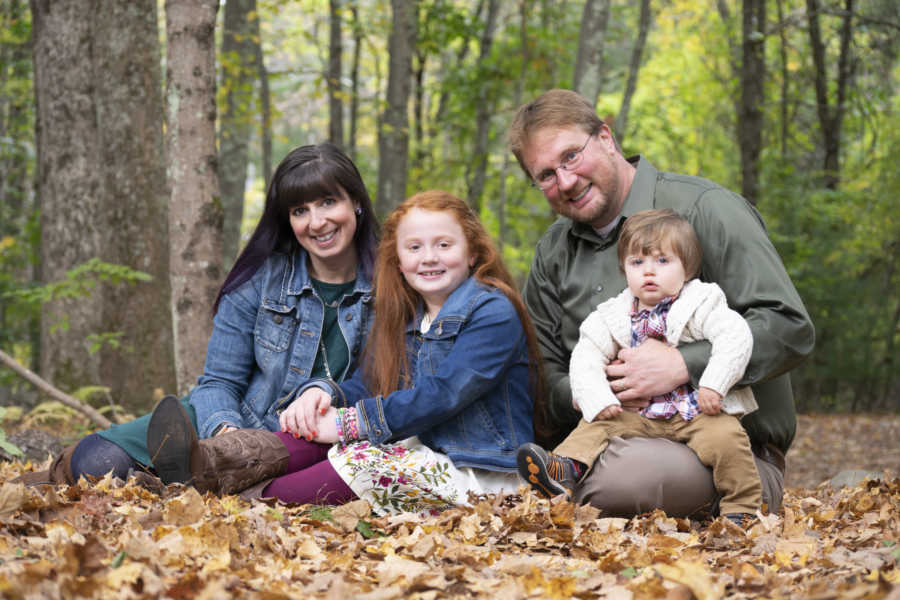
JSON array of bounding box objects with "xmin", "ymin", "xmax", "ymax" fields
[{"xmin": 0, "ymin": 0, "xmax": 897, "ymax": 415}]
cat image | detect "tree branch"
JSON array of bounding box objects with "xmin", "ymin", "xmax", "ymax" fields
[{"xmin": 0, "ymin": 349, "xmax": 112, "ymax": 429}]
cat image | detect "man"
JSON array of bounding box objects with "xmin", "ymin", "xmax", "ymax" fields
[{"xmin": 510, "ymin": 89, "xmax": 814, "ymax": 517}]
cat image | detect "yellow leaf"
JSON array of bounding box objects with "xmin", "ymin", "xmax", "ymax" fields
[
  {"xmin": 652, "ymin": 561, "xmax": 724, "ymax": 600},
  {"xmin": 0, "ymin": 483, "xmax": 27, "ymax": 518}
]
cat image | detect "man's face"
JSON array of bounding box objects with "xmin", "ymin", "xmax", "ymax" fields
[{"xmin": 520, "ymin": 125, "xmax": 625, "ymax": 229}]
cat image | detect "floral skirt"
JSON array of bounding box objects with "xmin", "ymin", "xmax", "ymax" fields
[{"xmin": 328, "ymin": 436, "xmax": 520, "ymax": 516}]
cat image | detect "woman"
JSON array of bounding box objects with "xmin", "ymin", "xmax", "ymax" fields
[
  {"xmin": 17, "ymin": 143, "xmax": 379, "ymax": 487},
  {"xmin": 149, "ymin": 190, "xmax": 543, "ymax": 514}
]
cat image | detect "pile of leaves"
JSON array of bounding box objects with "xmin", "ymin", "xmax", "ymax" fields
[{"xmin": 0, "ymin": 459, "xmax": 897, "ymax": 599}]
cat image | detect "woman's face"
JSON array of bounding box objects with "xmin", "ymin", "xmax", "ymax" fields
[
  {"xmin": 289, "ymin": 185, "xmax": 359, "ymax": 280},
  {"xmin": 395, "ymin": 208, "xmax": 473, "ymax": 317}
]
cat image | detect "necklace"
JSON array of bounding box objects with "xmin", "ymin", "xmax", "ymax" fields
[{"xmin": 319, "ymin": 340, "xmax": 332, "ymax": 379}]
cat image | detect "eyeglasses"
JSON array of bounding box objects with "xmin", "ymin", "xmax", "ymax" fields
[{"xmin": 530, "ymin": 134, "xmax": 593, "ymax": 190}]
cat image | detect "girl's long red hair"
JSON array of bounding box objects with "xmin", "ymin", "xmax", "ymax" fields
[{"xmin": 363, "ymin": 190, "xmax": 545, "ymax": 406}]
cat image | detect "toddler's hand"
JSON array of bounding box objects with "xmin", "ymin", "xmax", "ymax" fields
[
  {"xmin": 697, "ymin": 387, "xmax": 723, "ymax": 415},
  {"xmin": 592, "ymin": 404, "xmax": 623, "ymax": 421}
]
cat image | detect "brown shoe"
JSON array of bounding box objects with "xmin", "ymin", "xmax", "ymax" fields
[{"xmin": 516, "ymin": 443, "xmax": 577, "ymax": 499}]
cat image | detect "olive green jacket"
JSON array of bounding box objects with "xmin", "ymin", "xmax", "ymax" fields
[{"xmin": 523, "ymin": 156, "xmax": 815, "ymax": 452}]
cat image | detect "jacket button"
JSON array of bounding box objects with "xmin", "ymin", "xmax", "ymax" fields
[
  {"xmin": 274, "ymin": 315, "xmax": 283, "ymax": 324},
  {"xmin": 345, "ymin": 313, "xmax": 353, "ymax": 321},
  {"xmin": 374, "ymin": 429, "xmax": 381, "ymax": 436}
]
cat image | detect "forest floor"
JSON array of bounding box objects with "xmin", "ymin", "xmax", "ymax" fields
[{"xmin": 0, "ymin": 412, "xmax": 897, "ymax": 599}]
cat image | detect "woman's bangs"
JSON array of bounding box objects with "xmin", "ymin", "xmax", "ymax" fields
[{"xmin": 277, "ymin": 159, "xmax": 345, "ymax": 213}]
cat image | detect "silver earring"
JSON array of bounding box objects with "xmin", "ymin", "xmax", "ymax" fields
[{"xmin": 355, "ymin": 207, "xmax": 362, "ymax": 215}]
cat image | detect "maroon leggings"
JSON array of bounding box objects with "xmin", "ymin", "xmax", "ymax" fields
[{"xmin": 261, "ymin": 432, "xmax": 356, "ymax": 505}]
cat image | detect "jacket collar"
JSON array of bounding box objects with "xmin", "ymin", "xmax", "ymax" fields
[
  {"xmin": 406, "ymin": 276, "xmax": 485, "ymax": 333},
  {"xmin": 284, "ymin": 248, "xmax": 373, "ymax": 298}
]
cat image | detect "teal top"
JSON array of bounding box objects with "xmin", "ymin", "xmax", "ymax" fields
[{"xmin": 311, "ymin": 278, "xmax": 356, "ymax": 380}]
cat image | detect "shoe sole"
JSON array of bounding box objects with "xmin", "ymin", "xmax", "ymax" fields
[
  {"xmin": 516, "ymin": 443, "xmax": 572, "ymax": 499},
  {"xmin": 146, "ymin": 395, "xmax": 195, "ymax": 485}
]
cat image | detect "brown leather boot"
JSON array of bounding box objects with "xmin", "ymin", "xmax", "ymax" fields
[
  {"xmin": 147, "ymin": 395, "xmax": 289, "ymax": 495},
  {"xmin": 189, "ymin": 429, "xmax": 290, "ymax": 495},
  {"xmin": 11, "ymin": 442, "xmax": 78, "ymax": 486}
]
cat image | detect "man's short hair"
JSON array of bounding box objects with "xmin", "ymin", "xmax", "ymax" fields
[
  {"xmin": 508, "ymin": 89, "xmax": 606, "ymax": 176},
  {"xmin": 617, "ymin": 209, "xmax": 703, "ymax": 279}
]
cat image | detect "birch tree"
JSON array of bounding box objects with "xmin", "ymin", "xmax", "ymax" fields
[{"xmin": 165, "ymin": 0, "xmax": 223, "ymax": 394}]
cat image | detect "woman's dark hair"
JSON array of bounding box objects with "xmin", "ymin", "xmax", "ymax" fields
[{"xmin": 213, "ymin": 143, "xmax": 379, "ymax": 313}]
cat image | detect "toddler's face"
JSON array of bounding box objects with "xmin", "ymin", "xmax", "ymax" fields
[{"xmin": 623, "ymin": 245, "xmax": 687, "ymax": 310}]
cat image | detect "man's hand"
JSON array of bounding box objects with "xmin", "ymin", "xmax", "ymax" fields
[
  {"xmin": 605, "ymin": 338, "xmax": 690, "ymax": 402},
  {"xmin": 697, "ymin": 387, "xmax": 723, "ymax": 415}
]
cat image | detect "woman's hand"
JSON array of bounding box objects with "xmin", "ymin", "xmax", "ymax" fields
[
  {"xmin": 279, "ymin": 387, "xmax": 333, "ymax": 439},
  {"xmin": 312, "ymin": 406, "xmax": 340, "ymax": 444}
]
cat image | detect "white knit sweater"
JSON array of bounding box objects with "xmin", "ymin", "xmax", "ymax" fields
[{"xmin": 570, "ymin": 279, "xmax": 757, "ymax": 423}]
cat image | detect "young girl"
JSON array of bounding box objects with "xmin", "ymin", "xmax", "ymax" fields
[{"xmin": 148, "ymin": 190, "xmax": 542, "ymax": 514}]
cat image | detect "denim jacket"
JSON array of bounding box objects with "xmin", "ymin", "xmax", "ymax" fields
[
  {"xmin": 333, "ymin": 276, "xmax": 534, "ymax": 472},
  {"xmin": 191, "ymin": 250, "xmax": 373, "ymax": 438}
]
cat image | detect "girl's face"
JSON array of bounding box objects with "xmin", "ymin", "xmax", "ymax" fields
[
  {"xmin": 396, "ymin": 208, "xmax": 474, "ymax": 317},
  {"xmin": 289, "ymin": 185, "xmax": 359, "ymax": 280}
]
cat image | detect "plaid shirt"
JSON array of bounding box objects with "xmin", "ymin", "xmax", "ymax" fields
[{"xmin": 630, "ymin": 296, "xmax": 700, "ymax": 422}]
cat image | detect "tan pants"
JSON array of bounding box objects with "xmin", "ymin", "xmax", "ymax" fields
[{"xmin": 556, "ymin": 411, "xmax": 763, "ymax": 515}]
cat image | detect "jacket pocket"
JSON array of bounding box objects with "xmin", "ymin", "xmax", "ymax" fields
[{"xmin": 255, "ymin": 301, "xmax": 296, "ymax": 352}]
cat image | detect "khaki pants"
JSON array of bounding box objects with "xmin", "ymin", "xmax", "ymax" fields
[{"xmin": 556, "ymin": 411, "xmax": 763, "ymax": 515}]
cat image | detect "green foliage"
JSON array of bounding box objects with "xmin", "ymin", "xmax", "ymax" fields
[
  {"xmin": 0, "ymin": 407, "xmax": 24, "ymax": 458},
  {"xmin": 3, "ymin": 258, "xmax": 152, "ymax": 335}
]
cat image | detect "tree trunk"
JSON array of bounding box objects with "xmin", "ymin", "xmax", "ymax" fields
[
  {"xmin": 775, "ymin": 0, "xmax": 789, "ymax": 159},
  {"xmin": 614, "ymin": 0, "xmax": 651, "ymax": 147},
  {"xmin": 465, "ymin": 0, "xmax": 500, "ymax": 214},
  {"xmin": 219, "ymin": 0, "xmax": 258, "ymax": 269},
  {"xmin": 255, "ymin": 26, "xmax": 272, "ymax": 189},
  {"xmin": 412, "ymin": 48, "xmax": 426, "ymax": 164},
  {"xmin": 327, "ymin": 0, "xmax": 344, "ymax": 148},
  {"xmin": 376, "ymin": 0, "xmax": 417, "ymax": 215},
  {"xmin": 348, "ymin": 0, "xmax": 362, "ymax": 160},
  {"xmin": 31, "ymin": 0, "xmax": 175, "ymax": 412},
  {"xmin": 165, "ymin": 0, "xmax": 223, "ymax": 395},
  {"xmin": 806, "ymin": 0, "xmax": 854, "ymax": 189},
  {"xmin": 573, "ymin": 0, "xmax": 610, "ymax": 105},
  {"xmin": 739, "ymin": 0, "xmax": 766, "ymax": 205},
  {"xmin": 716, "ymin": 0, "xmax": 765, "ymax": 205},
  {"xmin": 496, "ymin": 0, "xmax": 530, "ymax": 254}
]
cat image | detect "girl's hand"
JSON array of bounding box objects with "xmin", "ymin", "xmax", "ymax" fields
[
  {"xmin": 279, "ymin": 388, "xmax": 333, "ymax": 439},
  {"xmin": 312, "ymin": 406, "xmax": 340, "ymax": 444},
  {"xmin": 697, "ymin": 387, "xmax": 723, "ymax": 415},
  {"xmin": 592, "ymin": 405, "xmax": 623, "ymax": 421}
]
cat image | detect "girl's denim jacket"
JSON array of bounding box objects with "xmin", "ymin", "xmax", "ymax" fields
[
  {"xmin": 308, "ymin": 276, "xmax": 535, "ymax": 472},
  {"xmin": 190, "ymin": 250, "xmax": 373, "ymax": 439}
]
